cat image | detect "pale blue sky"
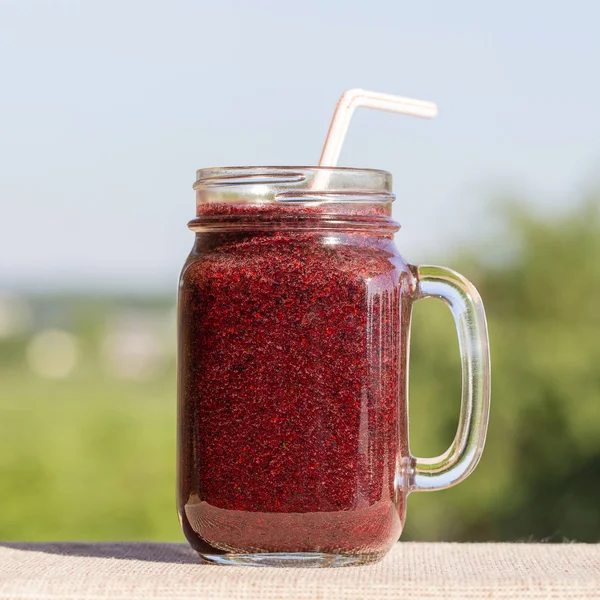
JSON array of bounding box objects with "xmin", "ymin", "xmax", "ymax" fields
[{"xmin": 1, "ymin": 0, "xmax": 599, "ymax": 290}]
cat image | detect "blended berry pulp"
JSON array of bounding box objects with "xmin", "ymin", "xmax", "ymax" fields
[{"xmin": 178, "ymin": 204, "xmax": 414, "ymax": 560}]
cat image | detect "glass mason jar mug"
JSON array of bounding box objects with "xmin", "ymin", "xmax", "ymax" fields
[{"xmin": 178, "ymin": 167, "xmax": 491, "ymax": 567}]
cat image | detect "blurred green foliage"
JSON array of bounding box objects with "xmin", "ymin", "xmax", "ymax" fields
[
  {"xmin": 1, "ymin": 200, "xmax": 599, "ymax": 542},
  {"xmin": 406, "ymin": 199, "xmax": 600, "ymax": 542},
  {"xmin": 1, "ymin": 373, "xmax": 179, "ymax": 541}
]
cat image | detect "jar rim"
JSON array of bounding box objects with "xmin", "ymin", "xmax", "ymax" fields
[
  {"xmin": 191, "ymin": 166, "xmax": 397, "ymax": 231},
  {"xmin": 196, "ymin": 164, "xmax": 391, "ymax": 177},
  {"xmin": 194, "ymin": 166, "xmax": 392, "ymax": 191}
]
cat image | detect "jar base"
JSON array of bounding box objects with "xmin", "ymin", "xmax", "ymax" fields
[{"xmin": 197, "ymin": 551, "xmax": 383, "ymax": 568}]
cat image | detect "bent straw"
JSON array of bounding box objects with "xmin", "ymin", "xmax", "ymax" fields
[{"xmin": 313, "ymin": 88, "xmax": 438, "ymax": 189}]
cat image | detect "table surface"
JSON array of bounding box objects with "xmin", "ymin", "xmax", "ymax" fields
[{"xmin": 1, "ymin": 542, "xmax": 599, "ymax": 600}]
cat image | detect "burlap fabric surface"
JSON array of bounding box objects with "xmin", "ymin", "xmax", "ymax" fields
[{"xmin": 0, "ymin": 542, "xmax": 599, "ymax": 599}]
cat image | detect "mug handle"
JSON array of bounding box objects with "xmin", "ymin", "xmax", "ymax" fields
[{"xmin": 407, "ymin": 265, "xmax": 491, "ymax": 492}]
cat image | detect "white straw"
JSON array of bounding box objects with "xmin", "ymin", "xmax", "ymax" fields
[{"xmin": 313, "ymin": 88, "xmax": 438, "ymax": 189}]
